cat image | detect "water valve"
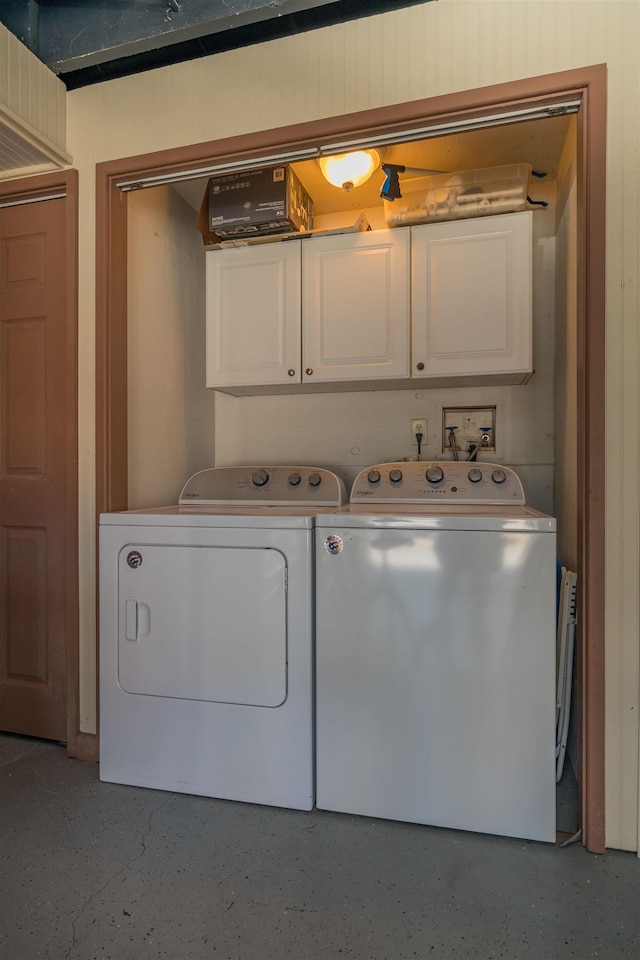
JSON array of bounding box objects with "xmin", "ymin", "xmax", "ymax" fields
[{"xmin": 442, "ymin": 406, "xmax": 496, "ymax": 454}]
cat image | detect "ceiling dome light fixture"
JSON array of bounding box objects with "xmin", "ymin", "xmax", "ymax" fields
[{"xmin": 318, "ymin": 149, "xmax": 380, "ymax": 191}]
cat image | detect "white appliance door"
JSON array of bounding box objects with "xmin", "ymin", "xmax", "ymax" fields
[
  {"xmin": 315, "ymin": 525, "xmax": 556, "ymax": 842},
  {"xmin": 205, "ymin": 243, "xmax": 301, "ymax": 387},
  {"xmin": 302, "ymin": 229, "xmax": 410, "ymax": 382},
  {"xmin": 118, "ymin": 544, "xmax": 287, "ymax": 706}
]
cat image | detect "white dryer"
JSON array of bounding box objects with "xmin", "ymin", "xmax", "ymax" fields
[
  {"xmin": 315, "ymin": 461, "xmax": 557, "ymax": 842},
  {"xmin": 99, "ymin": 465, "xmax": 346, "ymax": 811}
]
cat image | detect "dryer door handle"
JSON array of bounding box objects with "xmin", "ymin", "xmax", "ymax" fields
[
  {"xmin": 125, "ymin": 599, "xmax": 138, "ymax": 640},
  {"xmin": 125, "ymin": 599, "xmax": 151, "ymax": 640}
]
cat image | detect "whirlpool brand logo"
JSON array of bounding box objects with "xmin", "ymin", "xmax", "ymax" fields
[{"xmin": 324, "ymin": 535, "xmax": 343, "ymax": 555}]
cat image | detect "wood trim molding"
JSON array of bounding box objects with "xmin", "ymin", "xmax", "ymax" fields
[
  {"xmin": 95, "ymin": 64, "xmax": 607, "ymax": 849},
  {"xmin": 68, "ymin": 731, "xmax": 98, "ymax": 763},
  {"xmin": 96, "ymin": 180, "xmax": 128, "ymax": 516},
  {"xmin": 0, "ymin": 169, "xmax": 80, "ymax": 761},
  {"xmin": 575, "ymin": 66, "xmax": 607, "ymax": 854},
  {"xmin": 0, "ymin": 171, "xmax": 72, "ymax": 204}
]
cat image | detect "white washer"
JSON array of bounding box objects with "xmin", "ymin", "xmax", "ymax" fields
[
  {"xmin": 315, "ymin": 461, "xmax": 557, "ymax": 842},
  {"xmin": 100, "ymin": 465, "xmax": 346, "ymax": 811}
]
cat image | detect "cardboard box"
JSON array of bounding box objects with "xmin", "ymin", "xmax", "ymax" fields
[
  {"xmin": 205, "ymin": 212, "xmax": 371, "ymax": 249},
  {"xmin": 207, "ymin": 166, "xmax": 313, "ymax": 238}
]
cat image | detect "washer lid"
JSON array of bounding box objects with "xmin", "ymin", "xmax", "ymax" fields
[
  {"xmin": 315, "ymin": 505, "xmax": 556, "ymax": 533},
  {"xmin": 179, "ymin": 465, "xmax": 347, "ymax": 507}
]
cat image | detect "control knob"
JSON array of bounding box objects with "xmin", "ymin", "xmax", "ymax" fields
[
  {"xmin": 288, "ymin": 472, "xmax": 301, "ymax": 486},
  {"xmin": 251, "ymin": 469, "xmax": 269, "ymax": 487},
  {"xmin": 308, "ymin": 472, "xmax": 322, "ymax": 487},
  {"xmin": 426, "ymin": 465, "xmax": 444, "ymax": 483},
  {"xmin": 389, "ymin": 468, "xmax": 403, "ymax": 483},
  {"xmin": 468, "ymin": 468, "xmax": 482, "ymax": 483},
  {"xmin": 367, "ymin": 469, "xmax": 381, "ymax": 484},
  {"xmin": 492, "ymin": 469, "xmax": 507, "ymax": 484}
]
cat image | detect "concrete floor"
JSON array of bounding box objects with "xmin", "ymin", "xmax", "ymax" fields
[{"xmin": 0, "ymin": 734, "xmax": 638, "ymax": 960}]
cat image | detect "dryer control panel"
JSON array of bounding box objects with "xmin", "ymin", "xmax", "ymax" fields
[
  {"xmin": 179, "ymin": 466, "xmax": 348, "ymax": 507},
  {"xmin": 350, "ymin": 461, "xmax": 526, "ymax": 505}
]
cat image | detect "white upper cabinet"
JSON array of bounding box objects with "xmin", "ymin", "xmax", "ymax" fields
[
  {"xmin": 411, "ymin": 212, "xmax": 532, "ymax": 382},
  {"xmin": 206, "ymin": 242, "xmax": 301, "ymax": 388},
  {"xmin": 205, "ymin": 212, "xmax": 533, "ymax": 393},
  {"xmin": 302, "ymin": 230, "xmax": 410, "ymax": 383}
]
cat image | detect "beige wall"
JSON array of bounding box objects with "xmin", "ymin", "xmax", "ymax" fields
[
  {"xmin": 554, "ymin": 121, "xmax": 578, "ymax": 574},
  {"xmin": 66, "ymin": 0, "xmax": 640, "ymax": 851},
  {"xmin": 127, "ymin": 186, "xmax": 214, "ymax": 508},
  {"xmin": 212, "ymin": 208, "xmax": 557, "ymax": 509}
]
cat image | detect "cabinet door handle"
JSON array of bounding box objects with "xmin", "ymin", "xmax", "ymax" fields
[
  {"xmin": 416, "ymin": 362, "xmax": 425, "ymax": 371},
  {"xmin": 288, "ymin": 368, "xmax": 296, "ymax": 377},
  {"xmin": 305, "ymin": 367, "xmax": 313, "ymax": 376}
]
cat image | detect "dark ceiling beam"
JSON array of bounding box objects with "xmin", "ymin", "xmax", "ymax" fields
[
  {"xmin": 38, "ymin": 0, "xmax": 343, "ymax": 73},
  {"xmin": 0, "ymin": 0, "xmax": 434, "ymax": 90},
  {"xmin": 0, "ymin": 0, "xmax": 40, "ymax": 50}
]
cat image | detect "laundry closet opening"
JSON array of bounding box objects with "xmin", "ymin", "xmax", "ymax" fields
[{"xmin": 96, "ymin": 66, "xmax": 606, "ymax": 851}]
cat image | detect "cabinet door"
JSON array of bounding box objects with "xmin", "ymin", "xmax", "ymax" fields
[
  {"xmin": 411, "ymin": 212, "xmax": 532, "ymax": 379},
  {"xmin": 206, "ymin": 243, "xmax": 301, "ymax": 387},
  {"xmin": 302, "ymin": 229, "xmax": 410, "ymax": 382}
]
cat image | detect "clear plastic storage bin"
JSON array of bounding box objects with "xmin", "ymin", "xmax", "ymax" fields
[{"xmin": 384, "ymin": 163, "xmax": 531, "ymax": 227}]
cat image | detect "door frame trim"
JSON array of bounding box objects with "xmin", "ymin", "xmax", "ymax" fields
[
  {"xmin": 96, "ymin": 64, "xmax": 606, "ymax": 851},
  {"xmin": 0, "ymin": 169, "xmax": 81, "ymax": 758}
]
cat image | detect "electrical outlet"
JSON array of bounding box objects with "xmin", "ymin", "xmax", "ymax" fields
[
  {"xmin": 411, "ymin": 418, "xmax": 426, "ymax": 444},
  {"xmin": 442, "ymin": 406, "xmax": 496, "ymax": 453}
]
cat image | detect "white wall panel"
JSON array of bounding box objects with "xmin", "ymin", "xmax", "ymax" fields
[
  {"xmin": 0, "ymin": 22, "xmax": 68, "ymax": 171},
  {"xmin": 66, "ymin": 0, "xmax": 640, "ymax": 850}
]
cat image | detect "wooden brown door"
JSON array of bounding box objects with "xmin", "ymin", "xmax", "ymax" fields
[{"xmin": 0, "ymin": 195, "xmax": 72, "ymax": 741}]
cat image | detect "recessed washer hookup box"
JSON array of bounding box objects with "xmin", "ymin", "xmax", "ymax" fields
[{"xmin": 207, "ymin": 166, "xmax": 314, "ymax": 238}]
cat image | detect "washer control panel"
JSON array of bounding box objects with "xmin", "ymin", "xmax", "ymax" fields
[
  {"xmin": 179, "ymin": 466, "xmax": 347, "ymax": 507},
  {"xmin": 350, "ymin": 462, "xmax": 526, "ymax": 505}
]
